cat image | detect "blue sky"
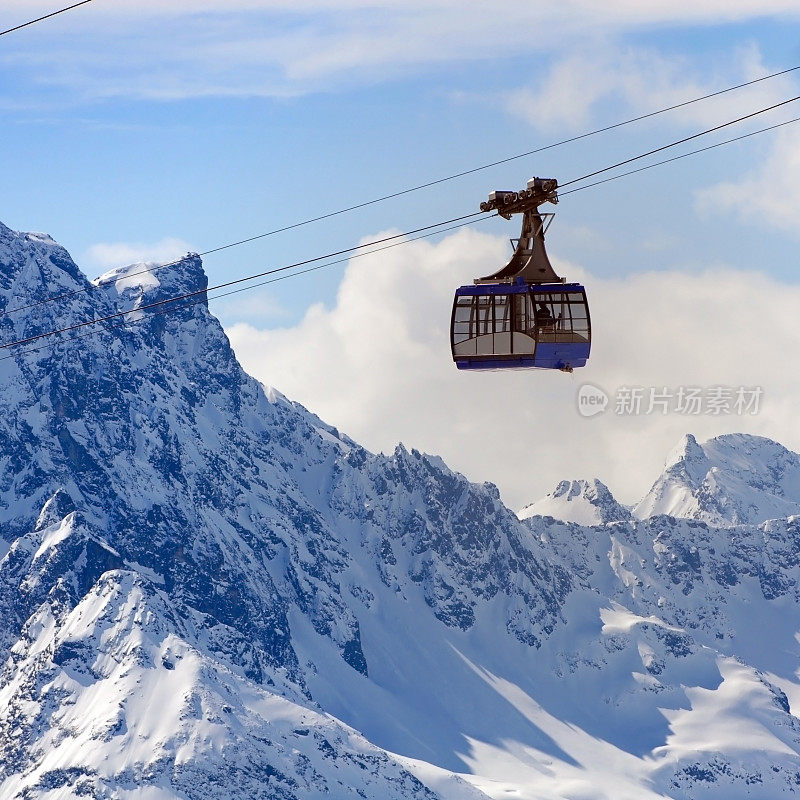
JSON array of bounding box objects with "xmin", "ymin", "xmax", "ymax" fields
[{"xmin": 2, "ymin": 1, "xmax": 800, "ymax": 505}]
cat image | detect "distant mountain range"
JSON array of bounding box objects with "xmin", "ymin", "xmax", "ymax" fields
[{"xmin": 1, "ymin": 220, "xmax": 799, "ymax": 800}]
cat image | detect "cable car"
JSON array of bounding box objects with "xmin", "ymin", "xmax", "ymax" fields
[{"xmin": 451, "ymin": 178, "xmax": 591, "ymax": 372}]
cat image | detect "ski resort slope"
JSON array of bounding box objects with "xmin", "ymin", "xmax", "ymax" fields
[{"xmin": 1, "ymin": 220, "xmax": 800, "ymax": 799}]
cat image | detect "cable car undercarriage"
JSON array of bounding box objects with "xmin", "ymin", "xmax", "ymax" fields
[{"xmin": 450, "ymin": 177, "xmax": 591, "ymax": 372}]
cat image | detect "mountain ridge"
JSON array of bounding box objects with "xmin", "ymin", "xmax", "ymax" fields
[{"xmin": 517, "ymin": 432, "xmax": 800, "ymax": 530}]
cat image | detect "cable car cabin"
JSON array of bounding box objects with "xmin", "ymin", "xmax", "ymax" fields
[
  {"xmin": 451, "ymin": 176, "xmax": 592, "ymax": 372},
  {"xmin": 451, "ymin": 282, "xmax": 591, "ymax": 371}
]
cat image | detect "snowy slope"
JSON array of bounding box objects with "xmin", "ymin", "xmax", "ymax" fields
[
  {"xmin": 522, "ymin": 509, "xmax": 800, "ymax": 799},
  {"xmin": 2, "ymin": 220, "xmax": 800, "ymax": 800},
  {"xmin": 0, "ymin": 522, "xmax": 475, "ymax": 800}
]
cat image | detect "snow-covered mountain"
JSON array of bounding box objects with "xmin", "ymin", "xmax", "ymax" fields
[
  {"xmin": 518, "ymin": 478, "xmax": 631, "ymax": 525},
  {"xmin": 634, "ymin": 432, "xmax": 800, "ymax": 526},
  {"xmin": 2, "ymin": 220, "xmax": 800, "ymax": 800}
]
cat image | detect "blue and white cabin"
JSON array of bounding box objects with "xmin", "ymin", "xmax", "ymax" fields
[
  {"xmin": 451, "ymin": 281, "xmax": 591, "ymax": 371},
  {"xmin": 450, "ymin": 177, "xmax": 592, "ymax": 372}
]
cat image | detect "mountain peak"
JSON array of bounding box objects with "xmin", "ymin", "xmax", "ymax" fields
[
  {"xmin": 0, "ymin": 221, "xmax": 87, "ymax": 312},
  {"xmin": 518, "ymin": 478, "xmax": 631, "ymax": 525},
  {"xmin": 93, "ymin": 253, "xmax": 206, "ymax": 312},
  {"xmin": 94, "ymin": 252, "xmax": 203, "ymax": 291},
  {"xmin": 665, "ymin": 432, "xmax": 705, "ymax": 470},
  {"xmin": 635, "ymin": 433, "xmax": 800, "ymax": 526}
]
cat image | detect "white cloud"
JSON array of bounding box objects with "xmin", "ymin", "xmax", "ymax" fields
[
  {"xmin": 83, "ymin": 238, "xmax": 193, "ymax": 272},
  {"xmin": 3, "ymin": 3, "xmax": 800, "ymax": 101},
  {"xmin": 695, "ymin": 127, "xmax": 800, "ymax": 233},
  {"xmin": 225, "ymin": 226, "xmax": 800, "ymax": 510},
  {"xmin": 505, "ymin": 45, "xmax": 799, "ymax": 134}
]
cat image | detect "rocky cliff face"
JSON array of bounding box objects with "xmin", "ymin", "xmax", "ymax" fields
[{"xmin": 2, "ymin": 221, "xmax": 800, "ymax": 800}]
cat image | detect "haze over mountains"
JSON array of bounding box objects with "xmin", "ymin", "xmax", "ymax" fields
[{"xmin": 1, "ymin": 220, "xmax": 800, "ymax": 799}]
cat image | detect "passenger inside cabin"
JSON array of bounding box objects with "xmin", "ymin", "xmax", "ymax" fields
[{"xmin": 534, "ymin": 302, "xmax": 554, "ymax": 327}]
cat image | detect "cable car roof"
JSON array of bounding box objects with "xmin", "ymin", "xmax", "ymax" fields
[{"xmin": 454, "ymin": 281, "xmax": 586, "ymax": 297}]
